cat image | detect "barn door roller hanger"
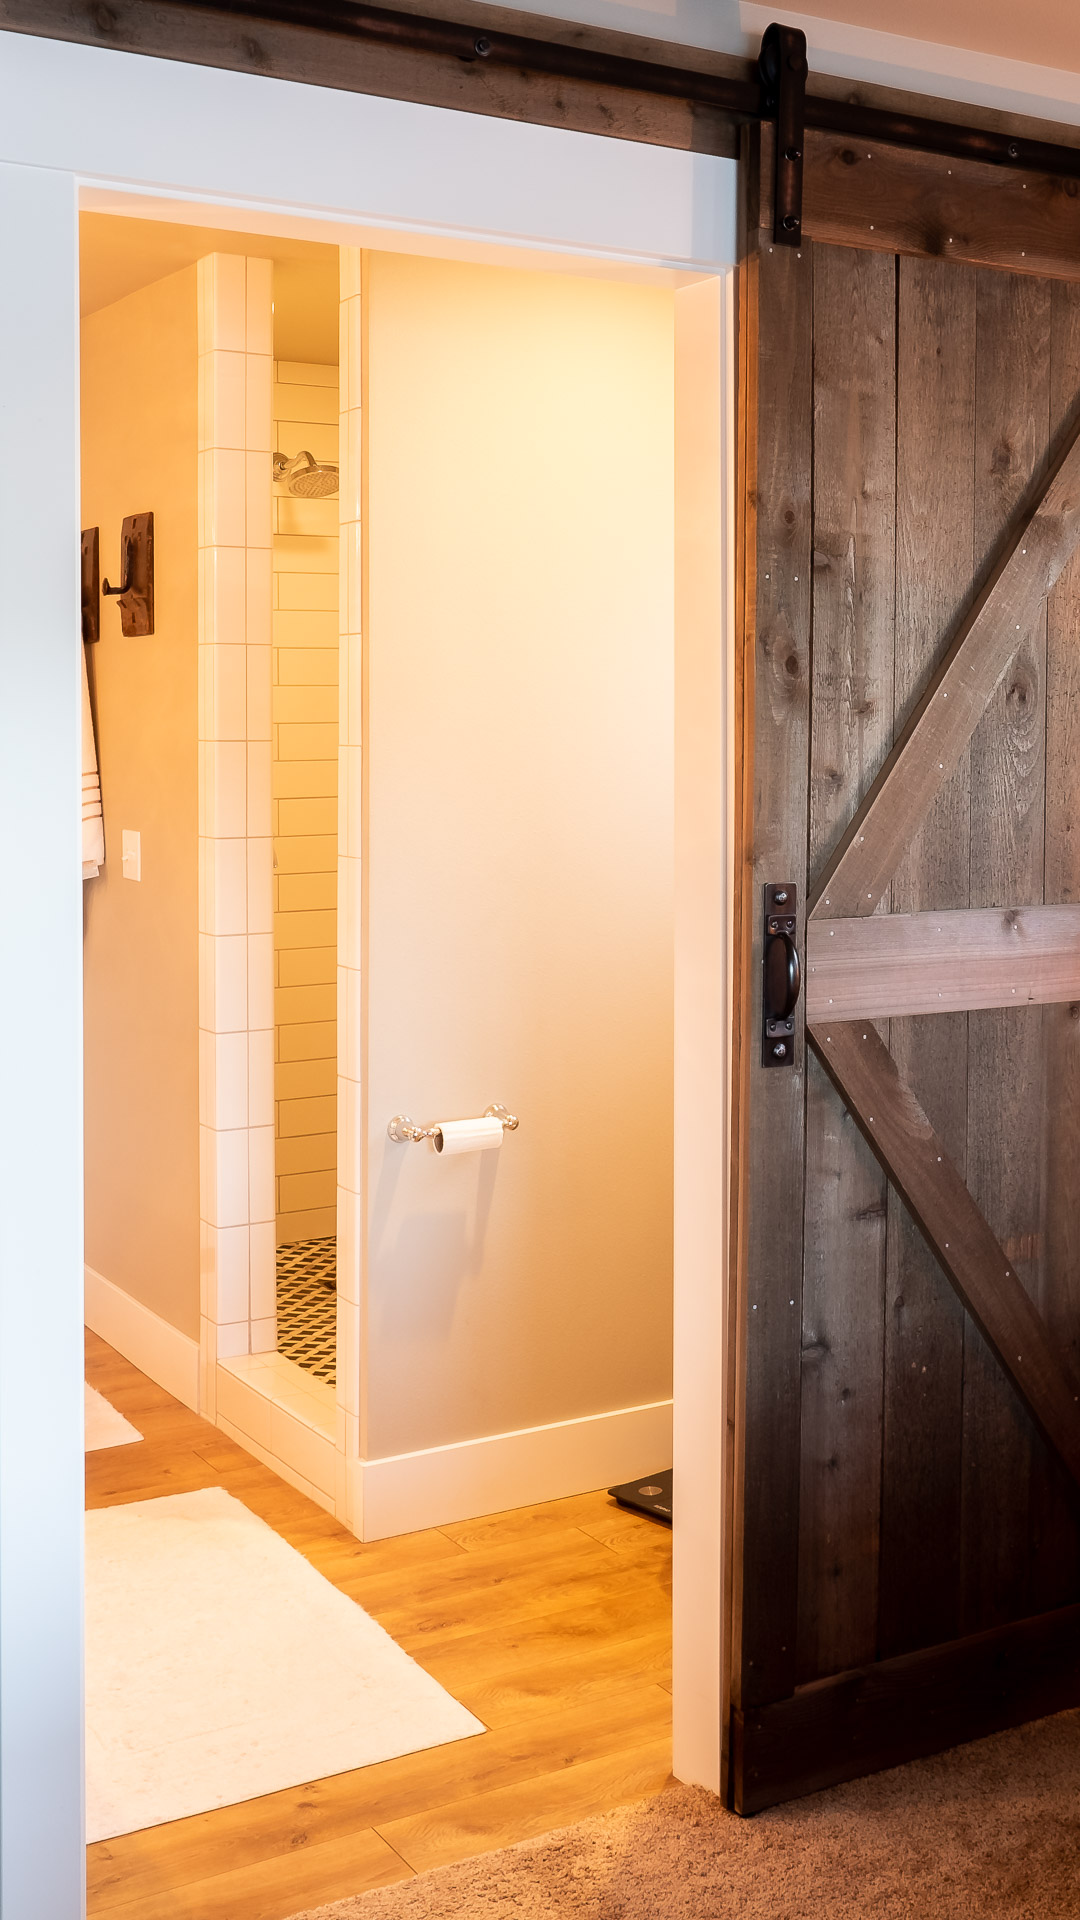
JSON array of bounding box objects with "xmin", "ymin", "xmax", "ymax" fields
[{"xmin": 758, "ymin": 22, "xmax": 807, "ymax": 247}]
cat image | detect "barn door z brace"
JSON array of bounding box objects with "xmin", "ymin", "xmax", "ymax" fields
[{"xmin": 758, "ymin": 22, "xmax": 807, "ymax": 246}]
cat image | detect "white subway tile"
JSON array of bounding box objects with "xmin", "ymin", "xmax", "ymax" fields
[
  {"xmin": 340, "ymin": 518, "xmax": 362, "ymax": 635},
  {"xmin": 337, "ymin": 1409, "xmax": 360, "ymax": 1459},
  {"xmin": 207, "ymin": 253, "xmax": 247, "ymax": 353},
  {"xmin": 269, "ymin": 1407, "xmax": 335, "ymax": 1492},
  {"xmin": 246, "ymin": 835, "xmax": 273, "ymax": 936},
  {"xmin": 196, "ymin": 258, "xmax": 214, "ymax": 353},
  {"xmin": 197, "ymin": 449, "xmax": 213, "ymax": 550},
  {"xmin": 200, "ymin": 348, "xmax": 247, "ymax": 452},
  {"xmin": 249, "ymin": 1315, "xmax": 278, "ymax": 1355},
  {"xmin": 248, "ymin": 1123, "xmax": 276, "ymax": 1225},
  {"xmin": 245, "ymin": 258, "xmax": 274, "ymax": 356},
  {"xmin": 245, "ymin": 450, "xmax": 273, "ymax": 549},
  {"xmin": 340, "ymin": 248, "xmax": 362, "ymax": 305},
  {"xmin": 245, "ymin": 352, "xmax": 273, "ymax": 453},
  {"xmin": 340, "ymin": 632, "xmax": 361, "ymax": 748},
  {"xmin": 247, "ymin": 931, "xmax": 274, "ymax": 1031},
  {"xmin": 336, "ymin": 1186, "xmax": 360, "ymax": 1306},
  {"xmin": 216, "ymin": 1319, "xmax": 253, "ymax": 1360},
  {"xmin": 205, "ymin": 448, "xmax": 247, "ymax": 547},
  {"xmin": 245, "ymin": 645, "xmax": 272, "ymax": 742},
  {"xmin": 201, "ymin": 740, "xmax": 248, "ymax": 837},
  {"xmin": 249, "ymin": 1221, "xmax": 277, "ymax": 1320},
  {"xmin": 248, "ymin": 1027, "xmax": 275, "ymax": 1133},
  {"xmin": 200, "ymin": 1027, "xmax": 249, "ymax": 1131},
  {"xmin": 338, "ymin": 1074, "xmax": 362, "ymax": 1198},
  {"xmin": 202, "ymin": 544, "xmax": 247, "ymax": 657},
  {"xmin": 213, "ymin": 1222, "xmax": 251, "ymax": 1323},
  {"xmin": 199, "ymin": 1308, "xmax": 219, "ymax": 1369},
  {"xmin": 246, "ymin": 739, "xmax": 272, "ymax": 838},
  {"xmin": 246, "ymin": 547, "xmax": 273, "ymax": 648},
  {"xmin": 208, "ymin": 644, "xmax": 248, "ymax": 743},
  {"xmin": 216, "ymin": 1368, "xmax": 274, "ymax": 1447},
  {"xmin": 336, "ymin": 1298, "xmax": 360, "ymax": 1415},
  {"xmin": 217, "ymin": 1030, "xmax": 251, "ymax": 1132},
  {"xmin": 202, "ymin": 933, "xmax": 248, "ymax": 1033},
  {"xmin": 204, "ymin": 836, "xmax": 248, "ymax": 938},
  {"xmin": 338, "ymin": 857, "xmax": 361, "ymax": 969},
  {"xmin": 339, "ymin": 743, "xmax": 362, "ymax": 860},
  {"xmin": 338, "ymin": 967, "xmax": 361, "ymax": 1091},
  {"xmin": 199, "ymin": 1217, "xmax": 216, "ymax": 1317},
  {"xmin": 204, "ymin": 1127, "xmax": 251, "ymax": 1231}
]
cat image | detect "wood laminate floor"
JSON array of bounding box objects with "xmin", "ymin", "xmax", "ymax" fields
[{"xmin": 85, "ymin": 1332, "xmax": 673, "ymax": 1920}]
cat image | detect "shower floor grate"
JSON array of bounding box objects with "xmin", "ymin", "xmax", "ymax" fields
[{"xmin": 276, "ymin": 1237, "xmax": 336, "ymax": 1386}]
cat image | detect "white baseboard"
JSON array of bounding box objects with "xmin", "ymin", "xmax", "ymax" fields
[
  {"xmin": 357, "ymin": 1398, "xmax": 673, "ymax": 1541},
  {"xmin": 84, "ymin": 1266, "xmax": 200, "ymax": 1413}
]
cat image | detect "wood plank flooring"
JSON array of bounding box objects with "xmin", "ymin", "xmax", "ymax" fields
[{"xmin": 85, "ymin": 1333, "xmax": 672, "ymax": 1920}]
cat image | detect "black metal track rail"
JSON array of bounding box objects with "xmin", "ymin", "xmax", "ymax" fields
[{"xmin": 173, "ymin": 0, "xmax": 1080, "ymax": 180}]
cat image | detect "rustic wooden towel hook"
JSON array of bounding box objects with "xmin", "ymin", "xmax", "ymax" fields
[{"xmin": 103, "ymin": 511, "xmax": 154, "ymax": 637}]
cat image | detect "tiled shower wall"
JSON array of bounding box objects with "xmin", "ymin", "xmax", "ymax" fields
[
  {"xmin": 272, "ymin": 360, "xmax": 340, "ymax": 1244},
  {"xmin": 197, "ymin": 254, "xmax": 276, "ymax": 1389}
]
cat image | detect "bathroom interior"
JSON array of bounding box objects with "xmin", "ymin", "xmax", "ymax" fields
[{"xmin": 80, "ymin": 205, "xmax": 678, "ymax": 1887}]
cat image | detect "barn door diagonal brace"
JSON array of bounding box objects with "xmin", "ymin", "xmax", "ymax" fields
[
  {"xmin": 809, "ymin": 1018, "xmax": 1080, "ymax": 1494},
  {"xmin": 759, "ymin": 22, "xmax": 808, "ymax": 246},
  {"xmin": 809, "ymin": 406, "xmax": 1080, "ymax": 920}
]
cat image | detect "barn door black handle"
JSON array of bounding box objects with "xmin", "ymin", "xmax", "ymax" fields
[
  {"xmin": 762, "ymin": 882, "xmax": 800, "ymax": 1067},
  {"xmin": 766, "ymin": 929, "xmax": 800, "ymax": 1016}
]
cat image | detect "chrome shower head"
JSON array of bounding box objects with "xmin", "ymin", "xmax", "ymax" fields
[{"xmin": 273, "ymin": 450, "xmax": 339, "ymax": 499}]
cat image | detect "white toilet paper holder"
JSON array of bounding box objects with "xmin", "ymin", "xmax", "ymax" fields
[{"xmin": 388, "ymin": 1104, "xmax": 518, "ymax": 1145}]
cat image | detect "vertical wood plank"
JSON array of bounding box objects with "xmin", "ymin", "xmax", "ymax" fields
[
  {"xmin": 962, "ymin": 268, "xmax": 1051, "ymax": 1635},
  {"xmin": 878, "ymin": 258, "xmax": 974, "ymax": 1660},
  {"xmin": 1030, "ymin": 279, "xmax": 1080, "ymax": 1614},
  {"xmin": 797, "ymin": 245, "xmax": 895, "ymax": 1682},
  {"xmin": 731, "ymin": 134, "xmax": 812, "ymax": 1712}
]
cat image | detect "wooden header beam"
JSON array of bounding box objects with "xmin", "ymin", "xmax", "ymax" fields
[{"xmin": 4, "ymin": 4, "xmax": 1080, "ymax": 186}]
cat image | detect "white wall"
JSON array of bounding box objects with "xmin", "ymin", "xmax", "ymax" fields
[
  {"xmin": 358, "ymin": 250, "xmax": 675, "ymax": 1460},
  {"xmin": 82, "ymin": 265, "xmax": 200, "ymax": 1341}
]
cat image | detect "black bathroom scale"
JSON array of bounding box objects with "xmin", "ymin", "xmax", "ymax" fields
[{"xmin": 609, "ymin": 1468, "xmax": 672, "ymax": 1525}]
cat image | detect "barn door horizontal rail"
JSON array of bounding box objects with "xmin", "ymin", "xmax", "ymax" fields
[{"xmin": 169, "ymin": 4, "xmax": 1080, "ymax": 182}]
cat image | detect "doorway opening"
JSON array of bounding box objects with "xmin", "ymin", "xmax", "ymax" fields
[
  {"xmin": 78, "ymin": 205, "xmax": 698, "ymax": 1525},
  {"xmin": 77, "ymin": 189, "xmax": 725, "ymax": 1889}
]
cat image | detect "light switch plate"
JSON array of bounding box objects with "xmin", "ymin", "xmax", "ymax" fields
[{"xmin": 121, "ymin": 829, "xmax": 141, "ymax": 882}]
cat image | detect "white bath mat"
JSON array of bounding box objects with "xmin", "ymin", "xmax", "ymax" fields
[
  {"xmin": 85, "ymin": 1383, "xmax": 143, "ymax": 1452},
  {"xmin": 85, "ymin": 1487, "xmax": 483, "ymax": 1842}
]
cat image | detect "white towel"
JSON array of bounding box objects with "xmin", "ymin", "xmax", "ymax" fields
[{"xmin": 82, "ymin": 643, "xmax": 104, "ymax": 878}]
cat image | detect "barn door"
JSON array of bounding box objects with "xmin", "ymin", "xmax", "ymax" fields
[{"xmin": 731, "ymin": 130, "xmax": 1080, "ymax": 1813}]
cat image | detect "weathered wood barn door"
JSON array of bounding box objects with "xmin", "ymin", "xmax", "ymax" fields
[{"xmin": 732, "ymin": 124, "xmax": 1080, "ymax": 1812}]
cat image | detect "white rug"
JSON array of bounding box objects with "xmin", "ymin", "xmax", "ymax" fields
[
  {"xmin": 85, "ymin": 1383, "xmax": 143, "ymax": 1452},
  {"xmin": 85, "ymin": 1487, "xmax": 484, "ymax": 1842}
]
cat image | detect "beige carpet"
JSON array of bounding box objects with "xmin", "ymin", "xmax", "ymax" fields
[{"xmin": 287, "ymin": 1708, "xmax": 1080, "ymax": 1918}]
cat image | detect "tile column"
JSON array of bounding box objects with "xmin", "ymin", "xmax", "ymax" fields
[
  {"xmin": 336, "ymin": 248, "xmax": 364, "ymax": 1529},
  {"xmin": 197, "ymin": 254, "xmax": 276, "ymax": 1415}
]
